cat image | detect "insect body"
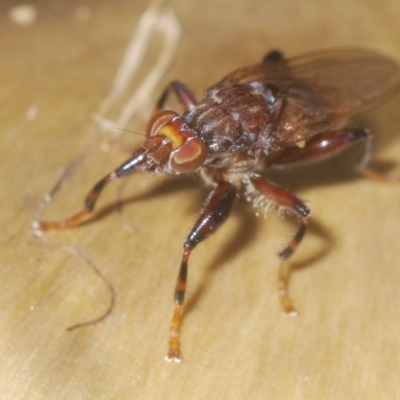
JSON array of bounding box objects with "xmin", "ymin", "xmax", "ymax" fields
[{"xmin": 33, "ymin": 48, "xmax": 400, "ymax": 362}]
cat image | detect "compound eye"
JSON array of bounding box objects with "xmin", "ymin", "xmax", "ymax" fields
[
  {"xmin": 146, "ymin": 110, "xmax": 179, "ymax": 137},
  {"xmin": 170, "ymin": 138, "xmax": 208, "ymax": 173}
]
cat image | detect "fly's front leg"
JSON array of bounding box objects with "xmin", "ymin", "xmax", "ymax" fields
[
  {"xmin": 166, "ymin": 181, "xmax": 237, "ymax": 362},
  {"xmin": 32, "ymin": 148, "xmax": 148, "ymax": 234},
  {"xmin": 154, "ymin": 80, "xmax": 198, "ymax": 114},
  {"xmin": 250, "ymin": 175, "xmax": 311, "ymax": 317}
]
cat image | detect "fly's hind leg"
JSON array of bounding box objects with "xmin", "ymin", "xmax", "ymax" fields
[
  {"xmin": 270, "ymin": 128, "xmax": 400, "ymax": 182},
  {"xmin": 258, "ymin": 128, "xmax": 394, "ymax": 316},
  {"xmin": 250, "ymin": 175, "xmax": 311, "ymax": 317},
  {"xmin": 166, "ymin": 181, "xmax": 237, "ymax": 362}
]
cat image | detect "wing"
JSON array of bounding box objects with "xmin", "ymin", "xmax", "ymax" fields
[{"xmin": 220, "ymin": 48, "xmax": 400, "ymax": 146}]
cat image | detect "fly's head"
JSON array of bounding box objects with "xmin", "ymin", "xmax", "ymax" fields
[{"xmin": 142, "ymin": 110, "xmax": 208, "ymax": 174}]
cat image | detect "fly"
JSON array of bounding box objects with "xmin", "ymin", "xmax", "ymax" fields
[{"xmin": 33, "ymin": 48, "xmax": 400, "ymax": 362}]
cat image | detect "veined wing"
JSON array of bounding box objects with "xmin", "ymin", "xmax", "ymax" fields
[{"xmin": 220, "ymin": 48, "xmax": 400, "ymax": 146}]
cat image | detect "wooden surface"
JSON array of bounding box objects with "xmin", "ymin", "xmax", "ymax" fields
[{"xmin": 1, "ymin": 0, "xmax": 400, "ymax": 398}]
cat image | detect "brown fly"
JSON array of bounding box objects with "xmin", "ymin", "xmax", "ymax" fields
[{"xmin": 32, "ymin": 48, "xmax": 400, "ymax": 362}]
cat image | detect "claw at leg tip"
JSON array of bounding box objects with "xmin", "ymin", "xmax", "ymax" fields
[
  {"xmin": 165, "ymin": 351, "xmax": 182, "ymax": 363},
  {"xmin": 283, "ymin": 309, "xmax": 299, "ymax": 318},
  {"xmin": 31, "ymin": 220, "xmax": 44, "ymax": 236}
]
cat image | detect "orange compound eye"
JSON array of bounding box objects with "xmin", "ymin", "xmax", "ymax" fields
[
  {"xmin": 170, "ymin": 138, "xmax": 208, "ymax": 173},
  {"xmin": 146, "ymin": 110, "xmax": 179, "ymax": 138}
]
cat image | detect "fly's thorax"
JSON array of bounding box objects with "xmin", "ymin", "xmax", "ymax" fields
[
  {"xmin": 184, "ymin": 82, "xmax": 283, "ymax": 156},
  {"xmin": 142, "ymin": 110, "xmax": 208, "ymax": 174}
]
